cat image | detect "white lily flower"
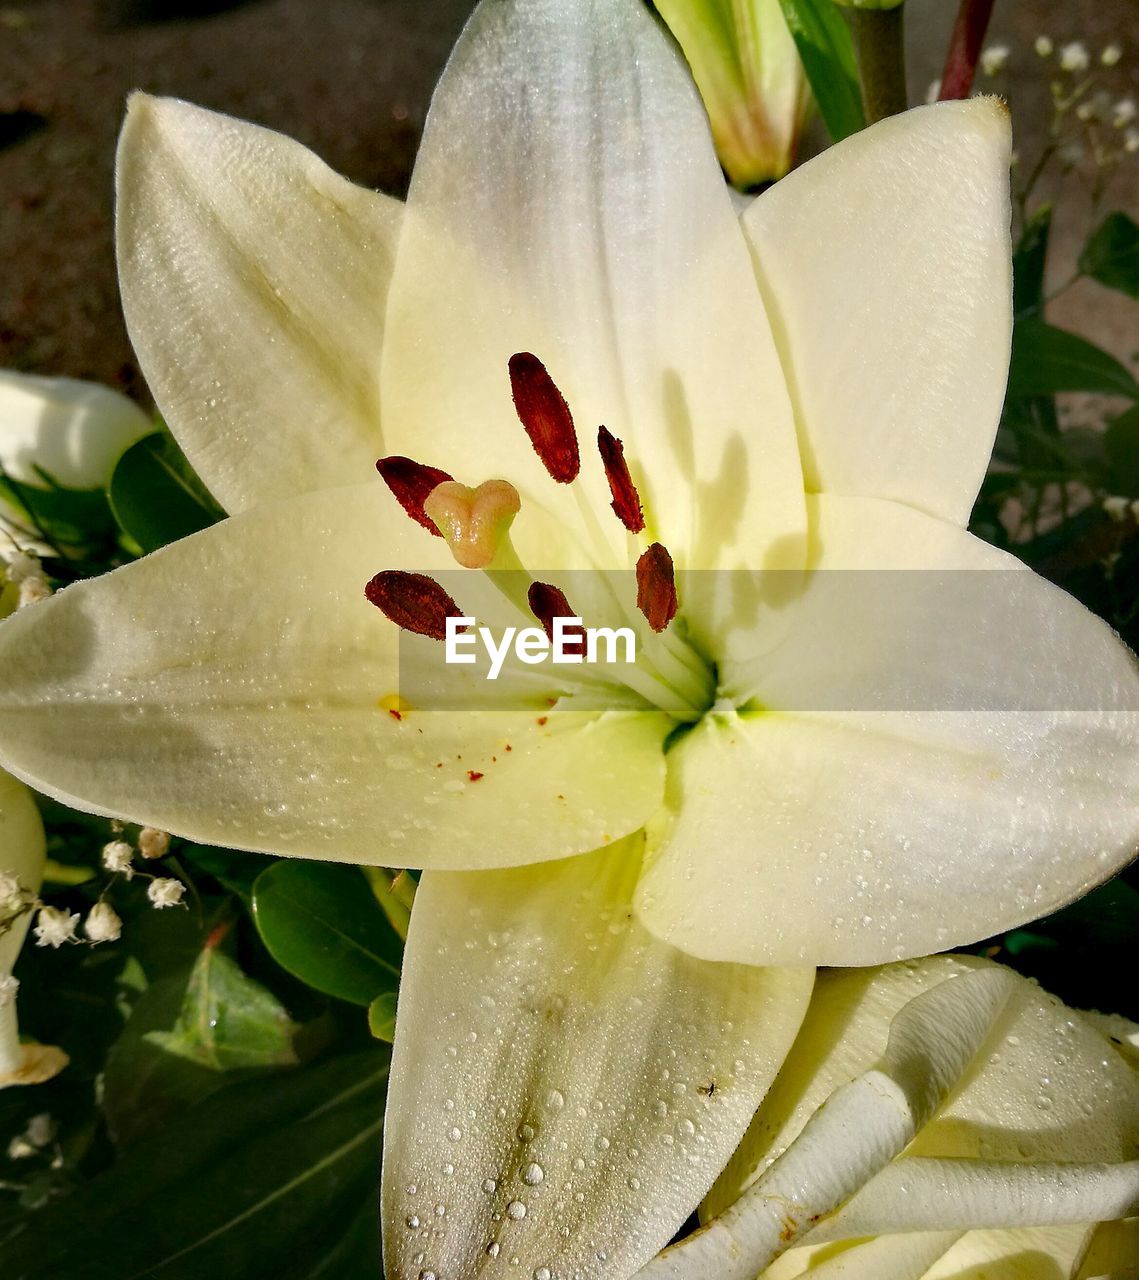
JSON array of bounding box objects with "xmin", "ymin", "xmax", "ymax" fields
[
  {"xmin": 637, "ymin": 956, "xmax": 1139, "ymax": 1280},
  {"xmin": 0, "ymin": 0, "xmax": 1134, "ymax": 1273},
  {"xmin": 0, "ymin": 369, "xmax": 151, "ymax": 492},
  {"xmin": 0, "ymin": 770, "xmax": 67, "ymax": 1087}
]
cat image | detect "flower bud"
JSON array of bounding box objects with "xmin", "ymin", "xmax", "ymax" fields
[
  {"xmin": 84, "ymin": 901, "xmax": 122, "ymax": 944},
  {"xmin": 0, "ymin": 370, "xmax": 151, "ymax": 516},
  {"xmin": 655, "ymin": 0, "xmax": 810, "ymax": 186}
]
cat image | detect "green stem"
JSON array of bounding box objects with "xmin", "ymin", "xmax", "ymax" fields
[{"xmin": 845, "ymin": 7, "xmax": 908, "ymax": 124}]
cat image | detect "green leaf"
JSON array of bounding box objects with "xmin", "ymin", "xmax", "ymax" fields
[
  {"xmin": 362, "ymin": 865, "xmax": 416, "ymax": 941},
  {"xmin": 367, "ymin": 991, "xmax": 398, "ymax": 1043},
  {"xmin": 1007, "ymin": 319, "xmax": 1139, "ymax": 400},
  {"xmin": 252, "ymin": 861, "xmax": 402, "ymax": 1006},
  {"xmin": 0, "ymin": 469, "xmax": 116, "ymax": 547},
  {"xmin": 181, "ymin": 842, "xmax": 269, "ymax": 902},
  {"xmin": 777, "ymin": 0, "xmax": 865, "ymax": 142},
  {"xmin": 1105, "ymin": 403, "xmax": 1139, "ymax": 497},
  {"xmin": 146, "ymin": 940, "xmax": 299, "ymax": 1071},
  {"xmin": 108, "ymin": 431, "xmax": 224, "ymax": 554},
  {"xmin": 1012, "ymin": 204, "xmax": 1052, "ymax": 319},
  {"xmin": 1079, "ymin": 211, "xmax": 1139, "ymax": 300},
  {"xmin": 0, "ymin": 1050, "xmax": 388, "ymax": 1280}
]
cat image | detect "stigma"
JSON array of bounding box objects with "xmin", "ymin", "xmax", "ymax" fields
[{"xmin": 422, "ymin": 479, "xmax": 522, "ymax": 570}]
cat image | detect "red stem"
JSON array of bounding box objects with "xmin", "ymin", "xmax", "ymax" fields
[{"xmin": 938, "ymin": 0, "xmax": 998, "ymax": 101}]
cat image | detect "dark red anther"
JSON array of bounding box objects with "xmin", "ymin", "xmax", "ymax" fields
[
  {"xmin": 508, "ymin": 353, "xmax": 580, "ymax": 483},
  {"xmin": 527, "ymin": 581, "xmax": 586, "ymax": 654},
  {"xmin": 365, "ymin": 571, "xmax": 464, "ymax": 641},
  {"xmin": 597, "ymin": 426, "xmax": 645, "ymax": 533},
  {"xmin": 376, "ymin": 456, "xmax": 454, "ymax": 534},
  {"xmin": 636, "ymin": 543, "xmax": 677, "ymax": 633}
]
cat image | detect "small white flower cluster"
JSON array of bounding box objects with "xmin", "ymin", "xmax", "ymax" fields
[
  {"xmin": 2, "ymin": 548, "xmax": 51, "ymax": 609},
  {"xmin": 980, "ymin": 44, "xmax": 1010, "ymax": 77},
  {"xmin": 32, "ymin": 826, "xmax": 183, "ymax": 949},
  {"xmin": 0, "ymin": 973, "xmax": 19, "ymax": 1008},
  {"xmin": 33, "ymin": 905, "xmax": 80, "ymax": 949},
  {"xmin": 1103, "ymin": 495, "xmax": 1139, "ymax": 522},
  {"xmin": 147, "ymin": 877, "xmax": 186, "ymax": 910},
  {"xmin": 7, "ymin": 1112, "xmax": 58, "ymax": 1163}
]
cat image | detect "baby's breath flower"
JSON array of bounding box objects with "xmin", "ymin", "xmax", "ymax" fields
[
  {"xmin": 0, "ymin": 974, "xmax": 18, "ymax": 1008},
  {"xmin": 101, "ymin": 839, "xmax": 134, "ymax": 877},
  {"xmin": 1057, "ymin": 139, "xmax": 1086, "ymax": 167},
  {"xmin": 1060, "ymin": 41, "xmax": 1091, "ymax": 73},
  {"xmin": 137, "ymin": 827, "xmax": 171, "ymax": 860},
  {"xmin": 17, "ymin": 574, "xmax": 51, "ymax": 609},
  {"xmin": 925, "ymin": 79, "xmax": 941, "ymax": 105},
  {"xmin": 33, "ymin": 905, "xmax": 79, "ymax": 948},
  {"xmin": 1101, "ymin": 44, "xmax": 1123, "ymax": 67},
  {"xmin": 1113, "ymin": 98, "xmax": 1137, "ymax": 127},
  {"xmin": 0, "ymin": 869, "xmax": 21, "ymax": 910},
  {"xmin": 1034, "ymin": 35, "xmax": 1054, "ymax": 58},
  {"xmin": 84, "ymin": 901, "xmax": 122, "ymax": 944},
  {"xmin": 1103, "ymin": 495, "xmax": 1131, "ymax": 521},
  {"xmin": 1126, "ymin": 128, "xmax": 1139, "ymax": 152},
  {"xmin": 980, "ymin": 45, "xmax": 1010, "ymax": 76},
  {"xmin": 6, "ymin": 1134, "xmax": 35, "ymax": 1160},
  {"xmin": 147, "ymin": 877, "xmax": 185, "ymax": 909},
  {"xmin": 3, "ymin": 550, "xmax": 41, "ymax": 584}
]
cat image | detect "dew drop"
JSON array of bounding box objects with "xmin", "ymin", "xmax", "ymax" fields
[
  {"xmin": 482, "ymin": 1178, "xmax": 498, "ymax": 1194},
  {"xmin": 523, "ymin": 1162, "xmax": 545, "ymax": 1186},
  {"xmin": 506, "ymin": 1200, "xmax": 528, "ymax": 1220},
  {"xmin": 486, "ymin": 1242, "xmax": 501, "ymax": 1258},
  {"xmin": 406, "ymin": 1215, "xmax": 421, "ymax": 1229},
  {"xmin": 545, "ymin": 1089, "xmax": 565, "ymax": 1111},
  {"xmin": 535, "ymin": 1269, "xmax": 552, "ymax": 1280},
  {"xmin": 448, "ymin": 1126, "xmax": 463, "ymax": 1142},
  {"xmin": 518, "ymin": 1123, "xmax": 536, "ymax": 1143}
]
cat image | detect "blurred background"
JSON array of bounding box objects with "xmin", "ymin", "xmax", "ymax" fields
[{"xmin": 1, "ymin": 0, "xmax": 1136, "ymax": 399}]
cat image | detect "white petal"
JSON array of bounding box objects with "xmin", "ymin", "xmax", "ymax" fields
[
  {"xmin": 1074, "ymin": 1218, "xmax": 1139, "ymax": 1278},
  {"xmin": 0, "ymin": 371, "xmax": 151, "ymax": 490},
  {"xmin": 762, "ymin": 1226, "xmax": 1093, "ymax": 1279},
  {"xmin": 116, "ymin": 95, "xmax": 400, "ymax": 512},
  {"xmin": 379, "ymin": 0, "xmax": 804, "ymax": 573},
  {"xmin": 705, "ymin": 959, "xmax": 1139, "ymax": 1254},
  {"xmin": 809, "ymin": 1160, "xmax": 1139, "ymax": 1241},
  {"xmin": 0, "ymin": 485, "xmax": 669, "ymax": 868},
  {"xmin": 757, "ymin": 1232, "xmax": 965, "ymax": 1280},
  {"xmin": 0, "ymin": 770, "xmax": 44, "ymax": 974},
  {"xmin": 637, "ymin": 969, "xmax": 1019, "ymax": 1280},
  {"xmin": 742, "ymin": 100, "xmax": 1012, "ymax": 526},
  {"xmin": 636, "ymin": 496, "xmax": 1139, "ymax": 967},
  {"xmin": 382, "ymin": 839, "xmax": 814, "ymax": 1280},
  {"xmin": 0, "ymin": 770, "xmax": 45, "ymax": 1074}
]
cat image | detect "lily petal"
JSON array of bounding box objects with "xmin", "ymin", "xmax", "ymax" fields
[
  {"xmin": 0, "ymin": 770, "xmax": 45, "ymax": 1074},
  {"xmin": 636, "ymin": 497, "xmax": 1139, "ymax": 967},
  {"xmin": 742, "ymin": 100, "xmax": 1012, "ymax": 526},
  {"xmin": 116, "ymin": 95, "xmax": 401, "ymax": 512},
  {"xmin": 653, "ymin": 960, "xmax": 1139, "ymax": 1279},
  {"xmin": 382, "ymin": 839, "xmax": 814, "ymax": 1280},
  {"xmin": 758, "ymin": 1226, "xmax": 1091, "ymax": 1279},
  {"xmin": 0, "ymin": 486, "xmax": 669, "ymax": 867},
  {"xmin": 379, "ymin": 0, "xmax": 805, "ymax": 574}
]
